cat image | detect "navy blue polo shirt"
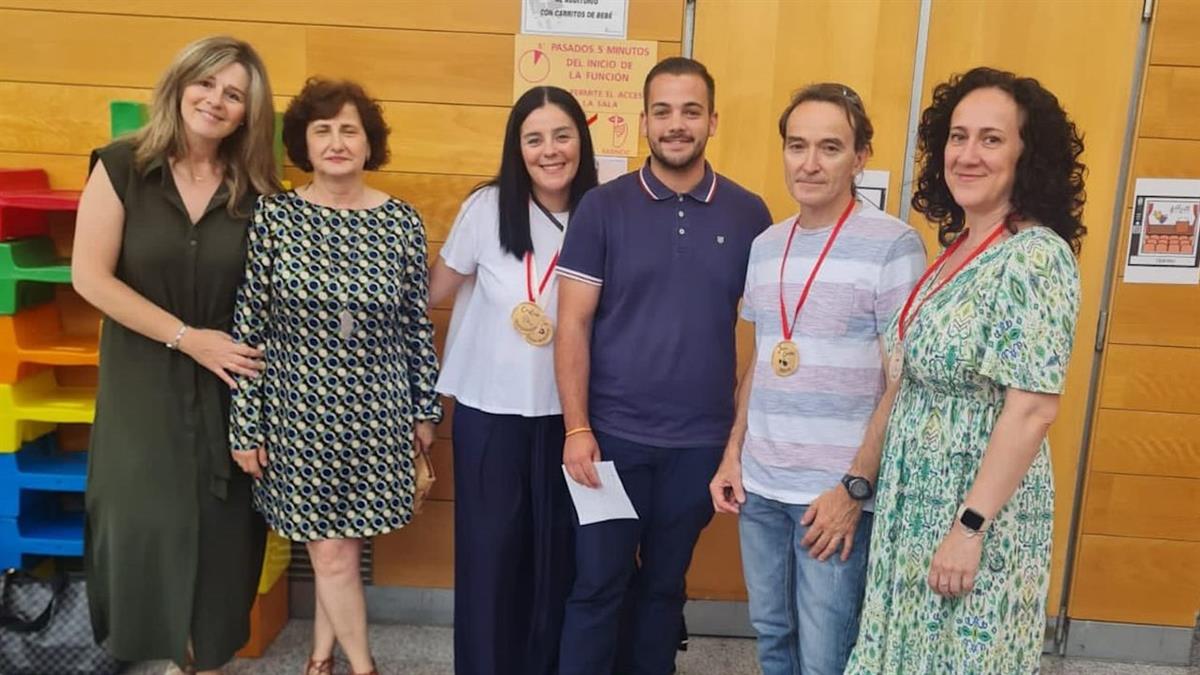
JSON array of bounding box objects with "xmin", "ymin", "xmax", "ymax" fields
[{"xmin": 557, "ymin": 161, "xmax": 772, "ymax": 448}]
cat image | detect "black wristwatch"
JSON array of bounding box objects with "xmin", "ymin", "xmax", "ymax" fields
[
  {"xmin": 956, "ymin": 505, "xmax": 990, "ymax": 538},
  {"xmin": 840, "ymin": 474, "xmax": 874, "ymax": 500}
]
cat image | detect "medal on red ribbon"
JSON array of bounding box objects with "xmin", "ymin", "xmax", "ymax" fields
[
  {"xmin": 772, "ymin": 198, "xmax": 856, "ymax": 377},
  {"xmin": 511, "ymin": 249, "xmax": 560, "ymax": 347}
]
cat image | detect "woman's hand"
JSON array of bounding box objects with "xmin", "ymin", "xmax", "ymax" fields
[
  {"xmin": 232, "ymin": 447, "xmax": 268, "ymax": 479},
  {"xmin": 178, "ymin": 328, "xmax": 264, "ymax": 388},
  {"xmin": 414, "ymin": 421, "xmax": 435, "ymax": 456},
  {"xmin": 928, "ymin": 525, "xmax": 984, "ymax": 598}
]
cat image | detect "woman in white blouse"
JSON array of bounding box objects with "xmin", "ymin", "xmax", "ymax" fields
[{"xmin": 428, "ymin": 86, "xmax": 598, "ymax": 675}]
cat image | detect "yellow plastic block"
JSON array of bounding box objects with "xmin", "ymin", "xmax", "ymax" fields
[
  {"xmin": 0, "ymin": 304, "xmax": 99, "ymax": 384},
  {"xmin": 257, "ymin": 530, "xmax": 292, "ymax": 594},
  {"xmin": 0, "ymin": 370, "xmax": 95, "ymax": 452}
]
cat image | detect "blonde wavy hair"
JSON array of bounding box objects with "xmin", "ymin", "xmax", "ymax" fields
[{"xmin": 134, "ymin": 36, "xmax": 280, "ymax": 214}]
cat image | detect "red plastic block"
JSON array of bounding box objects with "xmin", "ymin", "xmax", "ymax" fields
[{"xmin": 0, "ymin": 170, "xmax": 80, "ymax": 241}]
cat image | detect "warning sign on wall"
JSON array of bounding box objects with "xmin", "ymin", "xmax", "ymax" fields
[
  {"xmin": 521, "ymin": 0, "xmax": 629, "ymax": 39},
  {"xmin": 513, "ymin": 34, "xmax": 657, "ymax": 157}
]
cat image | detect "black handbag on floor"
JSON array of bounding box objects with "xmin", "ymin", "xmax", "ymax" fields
[{"xmin": 0, "ymin": 568, "xmax": 122, "ymax": 675}]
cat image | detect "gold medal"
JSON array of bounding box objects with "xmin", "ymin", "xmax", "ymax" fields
[
  {"xmin": 511, "ymin": 301, "xmax": 544, "ymax": 334},
  {"xmin": 888, "ymin": 343, "xmax": 904, "ymax": 382},
  {"xmin": 771, "ymin": 340, "xmax": 800, "ymax": 377},
  {"xmin": 524, "ymin": 318, "xmax": 554, "ymax": 347}
]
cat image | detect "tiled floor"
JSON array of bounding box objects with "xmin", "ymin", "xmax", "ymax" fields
[{"xmin": 124, "ymin": 620, "xmax": 1200, "ymax": 674}]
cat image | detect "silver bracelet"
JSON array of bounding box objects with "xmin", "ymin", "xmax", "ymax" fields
[{"xmin": 166, "ymin": 323, "xmax": 189, "ymax": 350}]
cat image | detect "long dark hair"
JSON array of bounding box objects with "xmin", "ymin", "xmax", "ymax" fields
[
  {"xmin": 911, "ymin": 67, "xmax": 1087, "ymax": 254},
  {"xmin": 486, "ymin": 86, "xmax": 598, "ymax": 259}
]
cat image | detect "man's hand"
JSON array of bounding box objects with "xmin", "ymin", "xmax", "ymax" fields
[
  {"xmin": 563, "ymin": 431, "xmax": 602, "ymax": 487},
  {"xmin": 709, "ymin": 452, "xmax": 746, "ymax": 514},
  {"xmin": 799, "ymin": 485, "xmax": 864, "ymax": 562}
]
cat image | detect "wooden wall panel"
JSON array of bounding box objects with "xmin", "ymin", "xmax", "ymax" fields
[
  {"xmin": 1070, "ymin": 534, "xmax": 1200, "ymax": 627},
  {"xmin": 0, "ymin": 0, "xmax": 679, "ymax": 41},
  {"xmin": 1070, "ymin": 1, "xmax": 1200, "ymax": 629},
  {"xmin": 381, "ymin": 102, "xmax": 509, "ymax": 176},
  {"xmin": 0, "ymin": 152, "xmax": 89, "ymax": 189},
  {"xmin": 1099, "ymin": 345, "xmax": 1200, "ymax": 415},
  {"xmin": 697, "ymin": 0, "xmax": 921, "ymax": 222},
  {"xmin": 1148, "ymin": 0, "xmax": 1200, "ymax": 67},
  {"xmin": 628, "ymin": 0, "xmax": 685, "ymax": 42},
  {"xmin": 372, "ymin": 500, "xmax": 454, "ymax": 588},
  {"xmin": 1090, "ymin": 410, "xmax": 1200, "ymax": 479},
  {"xmin": 1108, "ymin": 281, "xmax": 1200, "ymax": 347},
  {"xmin": 305, "ymin": 27, "xmax": 513, "ymax": 106},
  {"xmin": 0, "ymin": 82, "xmax": 149, "ymax": 156},
  {"xmin": 1140, "ymin": 66, "xmax": 1200, "ymax": 140},
  {"xmin": 686, "ymin": 514, "xmax": 745, "ymax": 601},
  {"xmin": 0, "ymin": 9, "xmax": 307, "ymax": 93},
  {"xmin": 1082, "ymin": 473, "xmax": 1200, "ymax": 541},
  {"xmin": 0, "ymin": 0, "xmax": 520, "ymax": 35}
]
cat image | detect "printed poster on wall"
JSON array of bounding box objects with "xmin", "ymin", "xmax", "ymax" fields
[
  {"xmin": 513, "ymin": 34, "xmax": 657, "ymax": 157},
  {"xmin": 1124, "ymin": 178, "xmax": 1200, "ymax": 285},
  {"xmin": 855, "ymin": 169, "xmax": 890, "ymax": 214},
  {"xmin": 521, "ymin": 0, "xmax": 629, "ymax": 39}
]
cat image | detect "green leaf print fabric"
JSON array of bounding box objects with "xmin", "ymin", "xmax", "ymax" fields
[{"xmin": 845, "ymin": 227, "xmax": 1080, "ymax": 675}]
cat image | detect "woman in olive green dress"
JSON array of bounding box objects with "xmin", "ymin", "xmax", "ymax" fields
[{"xmin": 72, "ymin": 36, "xmax": 279, "ymax": 673}]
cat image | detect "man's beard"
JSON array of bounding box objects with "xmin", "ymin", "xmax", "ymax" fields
[{"xmin": 648, "ymin": 135, "xmax": 708, "ymax": 171}]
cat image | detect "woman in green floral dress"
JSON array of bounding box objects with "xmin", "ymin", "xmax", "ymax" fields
[{"xmin": 845, "ymin": 67, "xmax": 1086, "ymax": 674}]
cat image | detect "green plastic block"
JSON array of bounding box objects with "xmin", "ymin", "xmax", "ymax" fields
[
  {"xmin": 0, "ymin": 238, "xmax": 70, "ymax": 315},
  {"xmin": 110, "ymin": 100, "xmax": 148, "ymax": 139}
]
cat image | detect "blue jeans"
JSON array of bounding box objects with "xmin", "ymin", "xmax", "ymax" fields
[{"xmin": 739, "ymin": 491, "xmax": 872, "ymax": 675}]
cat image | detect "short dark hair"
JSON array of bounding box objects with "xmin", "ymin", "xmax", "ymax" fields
[
  {"xmin": 282, "ymin": 78, "xmax": 390, "ymax": 172},
  {"xmin": 485, "ymin": 86, "xmax": 598, "ymax": 259},
  {"xmin": 912, "ymin": 67, "xmax": 1087, "ymax": 254},
  {"xmin": 643, "ymin": 57, "xmax": 715, "ymax": 111},
  {"xmin": 777, "ymin": 83, "xmax": 874, "ymax": 155}
]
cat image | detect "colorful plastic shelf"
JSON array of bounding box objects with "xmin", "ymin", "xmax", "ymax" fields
[
  {"xmin": 0, "ymin": 491, "xmax": 84, "ymax": 570},
  {"xmin": 0, "ymin": 435, "xmax": 86, "ymax": 518},
  {"xmin": 0, "ymin": 370, "xmax": 96, "ymax": 453},
  {"xmin": 0, "ymin": 303, "xmax": 98, "ymax": 383},
  {"xmin": 0, "ymin": 169, "xmax": 80, "ymax": 242},
  {"xmin": 0, "ymin": 238, "xmax": 71, "ymax": 315},
  {"xmin": 258, "ymin": 531, "xmax": 292, "ymax": 594},
  {"xmin": 236, "ymin": 569, "xmax": 289, "ymax": 658}
]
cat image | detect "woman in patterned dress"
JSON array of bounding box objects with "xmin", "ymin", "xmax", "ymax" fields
[
  {"xmin": 845, "ymin": 67, "xmax": 1086, "ymax": 674},
  {"xmin": 228, "ymin": 78, "xmax": 441, "ymax": 675}
]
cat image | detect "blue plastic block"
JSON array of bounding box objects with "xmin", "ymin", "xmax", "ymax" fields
[
  {"xmin": 0, "ymin": 434, "xmax": 87, "ymax": 517},
  {"xmin": 0, "ymin": 492, "xmax": 83, "ymax": 570}
]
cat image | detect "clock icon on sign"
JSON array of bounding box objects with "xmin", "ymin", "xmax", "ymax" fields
[{"xmin": 518, "ymin": 48, "xmax": 551, "ymax": 83}]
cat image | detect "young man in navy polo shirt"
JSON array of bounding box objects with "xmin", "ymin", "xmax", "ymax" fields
[{"xmin": 555, "ymin": 57, "xmax": 773, "ymax": 675}]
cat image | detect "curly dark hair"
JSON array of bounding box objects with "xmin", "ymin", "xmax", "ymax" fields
[
  {"xmin": 911, "ymin": 67, "xmax": 1086, "ymax": 254},
  {"xmin": 282, "ymin": 77, "xmax": 390, "ymax": 172}
]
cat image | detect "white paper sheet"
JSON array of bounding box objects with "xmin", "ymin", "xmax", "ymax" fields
[{"xmin": 561, "ymin": 461, "xmax": 639, "ymax": 525}]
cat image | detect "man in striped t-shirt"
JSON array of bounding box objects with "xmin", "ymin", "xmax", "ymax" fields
[{"xmin": 709, "ymin": 84, "xmax": 925, "ymax": 675}]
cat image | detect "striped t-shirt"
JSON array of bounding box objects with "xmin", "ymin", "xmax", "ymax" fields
[{"xmin": 740, "ymin": 204, "xmax": 926, "ymax": 507}]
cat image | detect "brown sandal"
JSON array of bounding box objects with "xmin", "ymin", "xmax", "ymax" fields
[
  {"xmin": 304, "ymin": 656, "xmax": 334, "ymax": 675},
  {"xmin": 351, "ymin": 660, "xmax": 377, "ymax": 675}
]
